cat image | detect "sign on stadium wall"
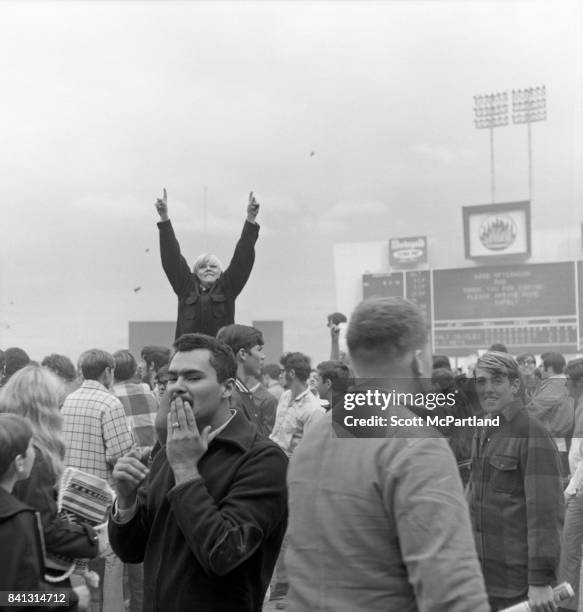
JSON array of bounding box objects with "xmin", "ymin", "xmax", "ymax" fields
[
  {"xmin": 388, "ymin": 235, "xmax": 427, "ymax": 268},
  {"xmin": 462, "ymin": 201, "xmax": 531, "ymax": 260}
]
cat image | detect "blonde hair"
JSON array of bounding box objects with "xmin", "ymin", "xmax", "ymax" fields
[
  {"xmin": 0, "ymin": 364, "xmax": 66, "ymax": 478},
  {"xmin": 192, "ymin": 253, "xmax": 224, "ymax": 274}
]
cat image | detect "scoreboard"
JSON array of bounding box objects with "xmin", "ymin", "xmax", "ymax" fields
[{"xmin": 362, "ymin": 262, "xmax": 582, "ymax": 356}]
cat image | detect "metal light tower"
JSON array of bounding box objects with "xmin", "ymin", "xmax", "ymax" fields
[
  {"xmin": 474, "ymin": 92, "xmax": 509, "ymax": 204},
  {"xmin": 512, "ymin": 85, "xmax": 547, "ymax": 202}
]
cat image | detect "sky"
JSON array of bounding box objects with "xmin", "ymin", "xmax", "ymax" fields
[{"xmin": 0, "ymin": 0, "xmax": 581, "ymax": 364}]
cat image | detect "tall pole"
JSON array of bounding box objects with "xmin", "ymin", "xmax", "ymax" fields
[
  {"xmin": 512, "ymin": 85, "xmax": 546, "ymax": 204},
  {"xmin": 490, "ymin": 126, "xmax": 495, "ymax": 203},
  {"xmin": 527, "ymin": 121, "xmax": 532, "ymax": 202},
  {"xmin": 474, "ymin": 91, "xmax": 508, "ymax": 205},
  {"xmin": 203, "ymin": 186, "xmax": 208, "ymax": 251}
]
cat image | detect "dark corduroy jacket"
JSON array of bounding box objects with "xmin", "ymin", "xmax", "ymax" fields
[
  {"xmin": 109, "ymin": 411, "xmax": 288, "ymax": 611},
  {"xmin": 158, "ymin": 219, "xmax": 259, "ymax": 338},
  {"xmin": 468, "ymin": 400, "xmax": 563, "ymax": 599}
]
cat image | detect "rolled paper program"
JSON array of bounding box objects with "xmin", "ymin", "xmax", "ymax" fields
[{"xmin": 499, "ymin": 582, "xmax": 574, "ymax": 612}]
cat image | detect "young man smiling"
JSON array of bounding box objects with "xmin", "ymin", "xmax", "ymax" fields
[
  {"xmin": 468, "ymin": 351, "xmax": 563, "ymax": 612},
  {"xmin": 108, "ymin": 334, "xmax": 288, "ymax": 611}
]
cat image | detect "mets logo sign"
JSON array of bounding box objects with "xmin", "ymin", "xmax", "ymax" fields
[{"xmin": 479, "ymin": 215, "xmax": 517, "ymax": 251}]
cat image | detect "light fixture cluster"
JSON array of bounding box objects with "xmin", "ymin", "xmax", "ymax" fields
[
  {"xmin": 473, "ymin": 86, "xmax": 546, "ymax": 128},
  {"xmin": 473, "ymin": 92, "xmax": 509, "ymax": 129},
  {"xmin": 512, "ymin": 86, "xmax": 547, "ymax": 124}
]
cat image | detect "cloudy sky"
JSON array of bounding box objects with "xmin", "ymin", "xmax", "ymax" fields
[{"xmin": 0, "ymin": 0, "xmax": 581, "ymax": 364}]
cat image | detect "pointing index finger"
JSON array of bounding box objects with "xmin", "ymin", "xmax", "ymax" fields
[{"xmin": 163, "ymin": 188, "xmax": 167, "ymax": 203}]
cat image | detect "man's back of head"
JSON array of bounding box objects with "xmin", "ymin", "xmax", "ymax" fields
[
  {"xmin": 432, "ymin": 354, "xmax": 451, "ymax": 371},
  {"xmin": 541, "ymin": 351, "xmax": 566, "ymax": 376},
  {"xmin": 140, "ymin": 345, "xmax": 171, "ymax": 373},
  {"xmin": 488, "ymin": 343, "xmax": 508, "ymax": 353},
  {"xmin": 316, "ymin": 360, "xmax": 351, "ymax": 398},
  {"xmin": 216, "ymin": 325, "xmax": 263, "ymax": 357},
  {"xmin": 113, "ymin": 350, "xmax": 138, "ymax": 383},
  {"xmin": 41, "ymin": 353, "xmax": 77, "ymax": 383},
  {"xmin": 78, "ymin": 349, "xmax": 115, "ymax": 383},
  {"xmin": 3, "ymin": 347, "xmax": 31, "ymax": 383},
  {"xmin": 346, "ymin": 298, "xmax": 428, "ymax": 378}
]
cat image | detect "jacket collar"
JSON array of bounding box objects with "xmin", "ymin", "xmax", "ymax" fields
[
  {"xmin": 235, "ymin": 378, "xmax": 251, "ymax": 395},
  {"xmin": 290, "ymin": 388, "xmax": 311, "ymax": 403},
  {"xmin": 0, "ymin": 487, "xmax": 34, "ymax": 520},
  {"xmin": 81, "ymin": 379, "xmax": 109, "ymax": 393},
  {"xmin": 213, "ymin": 409, "xmax": 257, "ymax": 452},
  {"xmin": 499, "ymin": 398, "xmax": 524, "ymax": 423},
  {"xmin": 191, "ymin": 274, "xmax": 224, "ymax": 295}
]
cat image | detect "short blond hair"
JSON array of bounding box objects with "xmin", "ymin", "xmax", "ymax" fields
[{"xmin": 192, "ymin": 253, "xmax": 224, "ymax": 275}]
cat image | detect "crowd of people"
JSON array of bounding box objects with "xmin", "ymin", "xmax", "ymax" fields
[{"xmin": 1, "ymin": 193, "xmax": 582, "ymax": 612}]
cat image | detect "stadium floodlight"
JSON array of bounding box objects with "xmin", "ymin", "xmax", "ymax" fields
[
  {"xmin": 512, "ymin": 86, "xmax": 547, "ymax": 202},
  {"xmin": 473, "ymin": 91, "xmax": 509, "ymax": 203}
]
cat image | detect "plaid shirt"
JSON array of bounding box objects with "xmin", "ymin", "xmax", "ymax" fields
[
  {"xmin": 113, "ymin": 381, "xmax": 158, "ymax": 447},
  {"xmin": 61, "ymin": 380, "xmax": 134, "ymax": 486},
  {"xmin": 468, "ymin": 399, "xmax": 563, "ymax": 598}
]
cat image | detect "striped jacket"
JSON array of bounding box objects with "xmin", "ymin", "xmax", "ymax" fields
[{"xmin": 468, "ymin": 399, "xmax": 563, "ymax": 599}]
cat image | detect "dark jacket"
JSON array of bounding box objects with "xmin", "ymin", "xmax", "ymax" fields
[
  {"xmin": 527, "ymin": 376, "xmax": 575, "ymax": 439},
  {"xmin": 12, "ymin": 447, "xmax": 98, "ymax": 571},
  {"xmin": 0, "ymin": 489, "xmax": 78, "ymax": 611},
  {"xmin": 468, "ymin": 400, "xmax": 563, "ymax": 599},
  {"xmin": 231, "ymin": 379, "xmax": 277, "ymax": 437},
  {"xmin": 158, "ymin": 219, "xmax": 259, "ymax": 338},
  {"xmin": 109, "ymin": 410, "xmax": 288, "ymax": 612},
  {"xmin": 250, "ymin": 383, "xmax": 278, "ymax": 437}
]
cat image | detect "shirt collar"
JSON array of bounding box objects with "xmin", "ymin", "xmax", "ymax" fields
[
  {"xmin": 291, "ymin": 388, "xmax": 311, "ymax": 403},
  {"xmin": 81, "ymin": 379, "xmax": 109, "ymax": 392}
]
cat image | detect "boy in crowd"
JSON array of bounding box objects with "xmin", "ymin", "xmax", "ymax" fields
[{"xmin": 0, "ymin": 413, "xmax": 90, "ymax": 611}]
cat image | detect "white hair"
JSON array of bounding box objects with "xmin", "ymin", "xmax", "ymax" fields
[{"xmin": 192, "ymin": 253, "xmax": 224, "ymax": 274}]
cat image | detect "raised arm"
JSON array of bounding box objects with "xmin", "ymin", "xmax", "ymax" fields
[
  {"xmin": 222, "ymin": 192, "xmax": 260, "ymax": 298},
  {"xmin": 329, "ymin": 324, "xmax": 340, "ymax": 361},
  {"xmin": 156, "ymin": 188, "xmax": 194, "ymax": 298}
]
